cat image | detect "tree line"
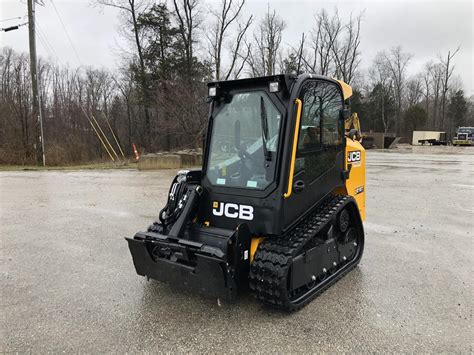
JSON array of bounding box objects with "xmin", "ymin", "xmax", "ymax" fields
[{"xmin": 1, "ymin": 0, "xmax": 472, "ymax": 165}]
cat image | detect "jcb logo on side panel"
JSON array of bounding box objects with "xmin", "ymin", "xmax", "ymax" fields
[
  {"xmin": 347, "ymin": 150, "xmax": 361, "ymax": 166},
  {"xmin": 212, "ymin": 202, "xmax": 254, "ymax": 220}
]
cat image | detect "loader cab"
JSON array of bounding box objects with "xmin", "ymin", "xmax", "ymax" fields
[{"xmin": 202, "ymin": 74, "xmax": 347, "ymax": 235}]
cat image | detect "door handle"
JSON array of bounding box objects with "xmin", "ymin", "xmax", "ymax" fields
[{"xmin": 293, "ymin": 180, "xmax": 305, "ymax": 193}]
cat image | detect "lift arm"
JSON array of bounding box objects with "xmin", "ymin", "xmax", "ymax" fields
[{"xmin": 345, "ymin": 112, "xmax": 362, "ymax": 142}]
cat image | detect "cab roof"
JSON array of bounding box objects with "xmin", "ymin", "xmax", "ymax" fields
[{"xmin": 208, "ymin": 73, "xmax": 353, "ymax": 100}]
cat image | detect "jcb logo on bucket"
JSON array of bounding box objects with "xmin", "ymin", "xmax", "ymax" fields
[
  {"xmin": 212, "ymin": 201, "xmax": 254, "ymax": 220},
  {"xmin": 347, "ymin": 150, "xmax": 361, "ymax": 166}
]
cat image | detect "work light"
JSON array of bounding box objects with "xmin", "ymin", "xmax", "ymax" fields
[
  {"xmin": 208, "ymin": 87, "xmax": 217, "ymax": 97},
  {"xmin": 269, "ymin": 82, "xmax": 279, "ymax": 93}
]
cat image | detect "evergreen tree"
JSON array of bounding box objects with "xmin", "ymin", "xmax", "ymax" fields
[
  {"xmin": 448, "ymin": 90, "xmax": 468, "ymax": 128},
  {"xmin": 366, "ymin": 83, "xmax": 396, "ymax": 132},
  {"xmin": 404, "ymin": 106, "xmax": 428, "ymax": 132}
]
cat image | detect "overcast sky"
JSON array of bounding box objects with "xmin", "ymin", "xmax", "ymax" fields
[{"xmin": 1, "ymin": 0, "xmax": 473, "ymax": 95}]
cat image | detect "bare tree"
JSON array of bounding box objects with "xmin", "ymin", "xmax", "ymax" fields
[
  {"xmin": 1, "ymin": 48, "xmax": 125, "ymax": 164},
  {"xmin": 207, "ymin": 0, "xmax": 253, "ymax": 80},
  {"xmin": 370, "ymin": 52, "xmax": 394, "ymax": 133},
  {"xmin": 228, "ymin": 18, "xmax": 253, "ymax": 79},
  {"xmin": 95, "ymin": 0, "xmax": 152, "ymax": 146},
  {"xmin": 439, "ymin": 47, "xmax": 460, "ymax": 131},
  {"xmin": 100, "ymin": 71, "xmax": 115, "ymax": 116},
  {"xmin": 113, "ymin": 71, "xmax": 134, "ymax": 154},
  {"xmin": 306, "ymin": 9, "xmax": 339, "ymax": 76},
  {"xmin": 380, "ymin": 46, "xmax": 412, "ymax": 134},
  {"xmin": 246, "ymin": 6, "xmax": 286, "ymax": 76},
  {"xmin": 155, "ymin": 81, "xmax": 208, "ymax": 149},
  {"xmin": 421, "ymin": 62, "xmax": 433, "ymax": 120},
  {"xmin": 173, "ymin": 0, "xmax": 201, "ymax": 77},
  {"xmin": 296, "ymin": 9, "xmax": 361, "ymax": 83},
  {"xmin": 406, "ymin": 75, "xmax": 423, "ymax": 108},
  {"xmin": 331, "ymin": 12, "xmax": 362, "ymax": 84},
  {"xmin": 10, "ymin": 52, "xmax": 32, "ymax": 159},
  {"xmin": 429, "ymin": 63, "xmax": 444, "ymax": 129}
]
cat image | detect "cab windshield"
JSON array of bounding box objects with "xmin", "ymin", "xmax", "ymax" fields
[{"xmin": 206, "ymin": 91, "xmax": 282, "ymax": 190}]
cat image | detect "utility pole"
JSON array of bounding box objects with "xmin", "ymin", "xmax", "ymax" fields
[{"xmin": 27, "ymin": 0, "xmax": 46, "ymax": 166}]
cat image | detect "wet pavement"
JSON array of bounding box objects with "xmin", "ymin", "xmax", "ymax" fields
[{"xmin": 1, "ymin": 148, "xmax": 473, "ymax": 352}]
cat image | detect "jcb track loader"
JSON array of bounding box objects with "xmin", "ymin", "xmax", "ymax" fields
[{"xmin": 126, "ymin": 74, "xmax": 366, "ymax": 311}]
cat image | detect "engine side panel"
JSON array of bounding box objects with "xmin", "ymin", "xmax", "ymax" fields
[{"xmin": 342, "ymin": 138, "xmax": 366, "ymax": 220}]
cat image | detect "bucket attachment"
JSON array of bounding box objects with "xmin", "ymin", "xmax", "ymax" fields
[{"xmin": 126, "ymin": 223, "xmax": 251, "ymax": 301}]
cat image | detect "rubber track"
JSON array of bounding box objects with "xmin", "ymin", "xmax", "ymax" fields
[{"xmin": 249, "ymin": 195, "xmax": 359, "ymax": 311}]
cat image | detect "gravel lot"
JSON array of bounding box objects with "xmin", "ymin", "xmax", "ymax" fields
[{"xmin": 1, "ymin": 147, "xmax": 473, "ymax": 353}]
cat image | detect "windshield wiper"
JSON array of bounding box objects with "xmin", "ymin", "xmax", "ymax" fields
[{"xmin": 260, "ymin": 96, "xmax": 272, "ymax": 161}]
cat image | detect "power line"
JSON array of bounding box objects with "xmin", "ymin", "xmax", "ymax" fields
[
  {"xmin": 36, "ymin": 20, "xmax": 58, "ymax": 59},
  {"xmin": 0, "ymin": 15, "xmax": 25, "ymax": 23},
  {"xmin": 49, "ymin": 0, "xmax": 81, "ymax": 65},
  {"xmin": 36, "ymin": 27, "xmax": 55, "ymax": 58}
]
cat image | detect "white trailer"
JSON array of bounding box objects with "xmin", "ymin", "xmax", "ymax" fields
[{"xmin": 412, "ymin": 131, "xmax": 447, "ymax": 145}]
